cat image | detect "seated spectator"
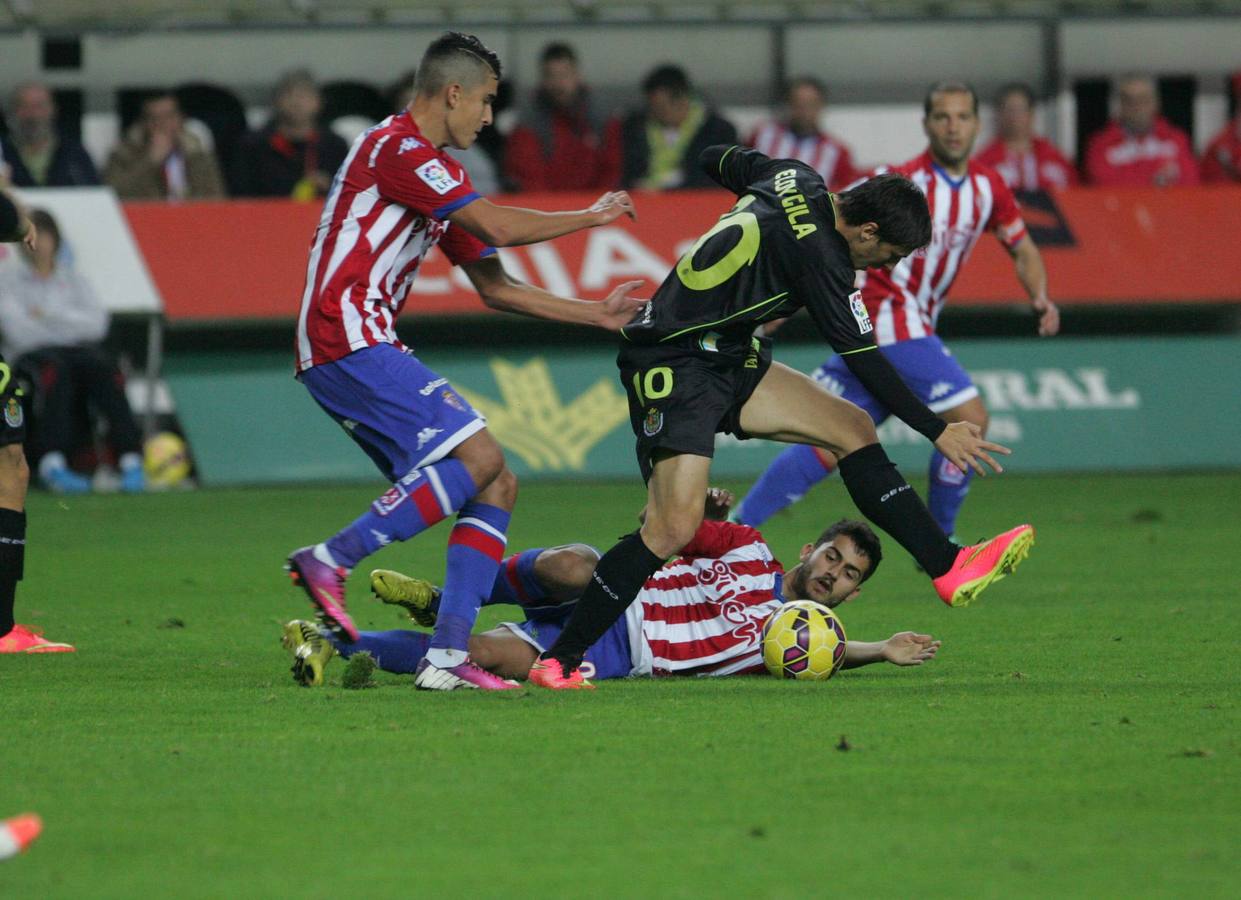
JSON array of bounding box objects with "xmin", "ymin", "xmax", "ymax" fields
[
  {"xmin": 1201, "ymin": 77, "xmax": 1241, "ymax": 182},
  {"xmin": 389, "ymin": 69, "xmax": 501, "ymax": 195},
  {"xmin": 622, "ymin": 65, "xmax": 737, "ymax": 190},
  {"xmin": 975, "ymin": 82, "xmax": 1077, "ymax": 191},
  {"xmin": 748, "ymin": 76, "xmax": 857, "ymax": 190},
  {"xmin": 504, "ymin": 42, "xmax": 621, "ymax": 191},
  {"xmin": 103, "ymin": 92, "xmax": 226, "ymax": 200},
  {"xmin": 1084, "ymin": 74, "xmax": 1199, "ymax": 186},
  {"xmin": 0, "ymin": 82, "xmax": 99, "ymax": 187},
  {"xmin": 231, "ymin": 69, "xmax": 349, "ymax": 200},
  {"xmin": 0, "ymin": 210, "xmax": 145, "ymax": 493}
]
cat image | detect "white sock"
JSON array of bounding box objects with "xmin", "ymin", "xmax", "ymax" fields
[
  {"xmin": 38, "ymin": 452, "xmax": 68, "ymax": 480},
  {"xmin": 425, "ymin": 648, "xmax": 467, "ymax": 668},
  {"xmin": 312, "ymin": 543, "xmax": 348, "ymax": 573},
  {"xmin": 119, "ymin": 452, "xmax": 142, "ymax": 471}
]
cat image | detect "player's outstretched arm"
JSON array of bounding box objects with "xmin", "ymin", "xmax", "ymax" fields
[
  {"xmin": 449, "ymin": 192, "xmax": 635, "ymax": 248},
  {"xmin": 841, "ymin": 632, "xmax": 940, "ymax": 669},
  {"xmin": 840, "ymin": 348, "xmax": 1010, "ymax": 476},
  {"xmin": 461, "ymin": 255, "xmax": 645, "ymax": 331},
  {"xmin": 1008, "ymin": 235, "xmax": 1058, "ymax": 336}
]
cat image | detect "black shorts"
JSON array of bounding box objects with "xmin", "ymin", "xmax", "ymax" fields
[
  {"xmin": 0, "ymin": 353, "xmax": 25, "ymax": 448},
  {"xmin": 618, "ymin": 337, "xmax": 772, "ymax": 481}
]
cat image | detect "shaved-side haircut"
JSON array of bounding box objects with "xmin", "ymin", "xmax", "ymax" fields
[{"xmin": 415, "ymin": 32, "xmax": 502, "ymax": 97}]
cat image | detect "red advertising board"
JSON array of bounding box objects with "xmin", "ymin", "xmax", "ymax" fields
[{"xmin": 123, "ymin": 186, "xmax": 1241, "ymax": 323}]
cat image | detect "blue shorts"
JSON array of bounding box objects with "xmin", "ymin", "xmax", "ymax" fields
[
  {"xmin": 299, "ymin": 344, "xmax": 486, "ymax": 482},
  {"xmin": 812, "ymin": 336, "xmax": 978, "ymax": 425},
  {"xmin": 499, "ymin": 611, "xmax": 634, "ymax": 681}
]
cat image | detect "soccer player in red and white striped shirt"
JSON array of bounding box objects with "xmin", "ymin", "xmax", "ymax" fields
[
  {"xmin": 284, "ymin": 32, "xmax": 645, "ymax": 692},
  {"xmin": 288, "ymin": 489, "xmax": 939, "ymax": 685},
  {"xmin": 738, "ymin": 81, "xmax": 1058, "ymax": 540},
  {"xmin": 748, "ymin": 77, "xmax": 859, "ymax": 191}
]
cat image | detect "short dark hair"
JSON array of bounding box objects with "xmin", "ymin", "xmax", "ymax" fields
[
  {"xmin": 836, "ymin": 172, "xmax": 932, "ymax": 252},
  {"xmin": 28, "ymin": 208, "xmax": 60, "ymax": 252},
  {"xmin": 415, "ymin": 32, "xmax": 502, "ymax": 97},
  {"xmin": 814, "ymin": 519, "xmax": 883, "ymax": 583},
  {"xmin": 787, "ymin": 75, "xmax": 828, "ymax": 102},
  {"xmin": 923, "ymin": 79, "xmax": 979, "ymax": 116},
  {"xmin": 274, "ymin": 68, "xmax": 319, "ymax": 102},
  {"xmin": 540, "ymin": 42, "xmax": 578, "ymax": 66},
  {"xmin": 643, "ymin": 64, "xmax": 691, "ymax": 97},
  {"xmin": 996, "ymin": 81, "xmax": 1035, "ymax": 108}
]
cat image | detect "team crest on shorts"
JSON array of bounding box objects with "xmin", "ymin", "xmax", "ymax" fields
[
  {"xmin": 3, "ymin": 397, "xmax": 22, "ymax": 428},
  {"xmin": 642, "ymin": 407, "xmax": 663, "ymax": 437},
  {"xmin": 441, "ymin": 389, "xmax": 466, "ymax": 412}
]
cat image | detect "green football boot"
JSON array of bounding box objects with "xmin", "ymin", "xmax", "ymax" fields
[
  {"xmin": 280, "ymin": 619, "xmax": 337, "ymax": 687},
  {"xmin": 369, "ymin": 569, "xmax": 440, "ymax": 627}
]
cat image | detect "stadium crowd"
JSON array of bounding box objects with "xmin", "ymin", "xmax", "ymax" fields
[{"xmin": 2, "ymin": 51, "xmax": 1239, "ymax": 198}]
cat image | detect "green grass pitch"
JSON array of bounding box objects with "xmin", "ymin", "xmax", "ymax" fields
[{"xmin": 2, "ymin": 473, "xmax": 1238, "ymax": 897}]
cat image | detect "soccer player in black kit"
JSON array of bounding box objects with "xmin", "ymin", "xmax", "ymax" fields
[
  {"xmin": 0, "ymin": 188, "xmax": 74, "ymax": 652},
  {"xmin": 529, "ymin": 145, "xmax": 1033, "ymax": 688}
]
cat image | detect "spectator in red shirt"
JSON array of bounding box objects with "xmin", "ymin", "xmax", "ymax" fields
[
  {"xmin": 975, "ymin": 82, "xmax": 1077, "ymax": 191},
  {"xmin": 503, "ymin": 43, "xmax": 621, "ymax": 192},
  {"xmin": 747, "ymin": 76, "xmax": 858, "ymax": 190},
  {"xmin": 1201, "ymin": 105, "xmax": 1241, "ymax": 183},
  {"xmin": 1084, "ymin": 74, "xmax": 1199, "ymax": 186}
]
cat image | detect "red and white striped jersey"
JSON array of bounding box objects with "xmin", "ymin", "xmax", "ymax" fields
[
  {"xmin": 747, "ymin": 122, "xmax": 858, "ymax": 191},
  {"xmin": 295, "ymin": 112, "xmax": 494, "ymax": 373},
  {"xmin": 858, "ymin": 151, "xmax": 1027, "ymax": 345},
  {"xmin": 626, "ymin": 521, "xmax": 786, "ymax": 677}
]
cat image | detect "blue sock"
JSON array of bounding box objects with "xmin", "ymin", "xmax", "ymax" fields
[
  {"xmin": 329, "ymin": 629, "xmax": 431, "ymax": 674},
  {"xmin": 736, "ymin": 445, "xmax": 836, "ymax": 527},
  {"xmin": 927, "ymin": 451, "xmax": 974, "ymax": 538},
  {"xmin": 324, "ymin": 459, "xmax": 477, "ymax": 570},
  {"xmin": 429, "ymin": 501, "xmax": 511, "ymax": 659},
  {"xmin": 487, "ymin": 549, "xmax": 546, "ymax": 606}
]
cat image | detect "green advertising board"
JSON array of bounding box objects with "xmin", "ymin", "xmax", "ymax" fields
[{"xmin": 166, "ymin": 336, "xmax": 1241, "ymax": 486}]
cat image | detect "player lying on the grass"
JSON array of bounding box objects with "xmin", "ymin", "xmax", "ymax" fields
[
  {"xmin": 284, "ymin": 32, "xmax": 645, "ymax": 691},
  {"xmin": 0, "ymin": 186, "xmax": 73, "ymax": 653},
  {"xmin": 529, "ymin": 143, "xmax": 1033, "ymax": 688},
  {"xmin": 281, "ymin": 489, "xmax": 940, "ymax": 686}
]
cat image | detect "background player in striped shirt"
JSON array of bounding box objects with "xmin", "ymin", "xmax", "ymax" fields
[
  {"xmin": 736, "ymin": 81, "xmax": 1058, "ymax": 540},
  {"xmin": 285, "ymin": 33, "xmax": 644, "ymax": 692},
  {"xmin": 748, "ymin": 77, "xmax": 859, "ymax": 191},
  {"xmin": 281, "ymin": 489, "xmax": 941, "ymax": 686}
]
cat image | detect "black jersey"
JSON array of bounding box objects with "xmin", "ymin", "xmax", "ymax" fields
[{"xmin": 621, "ymin": 145, "xmax": 875, "ymax": 359}]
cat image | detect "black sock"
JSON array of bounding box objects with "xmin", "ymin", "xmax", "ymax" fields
[
  {"xmin": 541, "ymin": 531, "xmax": 665, "ymax": 669},
  {"xmin": 837, "ymin": 443, "xmax": 958, "ymax": 578},
  {"xmin": 0, "ymin": 508, "xmax": 26, "ymax": 637}
]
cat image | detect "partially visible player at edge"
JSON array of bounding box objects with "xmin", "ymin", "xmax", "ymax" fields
[
  {"xmin": 736, "ymin": 81, "xmax": 1058, "ymax": 535},
  {"xmin": 0, "ymin": 187, "xmax": 74, "ymax": 653},
  {"xmin": 280, "ymin": 488, "xmax": 941, "ymax": 686},
  {"xmin": 529, "ymin": 141, "xmax": 1035, "ymax": 689},
  {"xmin": 285, "ymin": 32, "xmax": 644, "ymax": 691}
]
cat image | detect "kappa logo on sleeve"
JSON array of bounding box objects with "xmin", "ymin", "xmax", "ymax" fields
[
  {"xmin": 414, "ymin": 159, "xmax": 463, "ymax": 195},
  {"xmin": 849, "ymin": 290, "xmax": 873, "ymax": 334}
]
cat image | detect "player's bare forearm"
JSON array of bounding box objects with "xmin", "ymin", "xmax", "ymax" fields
[
  {"xmin": 842, "ymin": 632, "xmax": 940, "ymax": 668},
  {"xmin": 462, "ymin": 256, "xmax": 644, "ymax": 331},
  {"xmin": 450, "ymin": 193, "xmax": 635, "ymax": 247},
  {"xmin": 1010, "ymin": 235, "xmax": 1058, "ymax": 336},
  {"xmin": 841, "ymin": 640, "xmax": 887, "ymax": 668}
]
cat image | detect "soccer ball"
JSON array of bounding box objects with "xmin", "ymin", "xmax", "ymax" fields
[
  {"xmin": 143, "ymin": 431, "xmax": 191, "ymax": 488},
  {"xmin": 761, "ymin": 600, "xmax": 848, "ymax": 681}
]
